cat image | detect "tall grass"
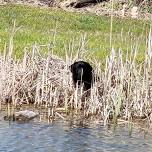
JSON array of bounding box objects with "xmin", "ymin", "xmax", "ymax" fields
[
  {"xmin": 0, "ymin": 5, "xmax": 150, "ymax": 59},
  {"xmin": 0, "ymin": 28, "xmax": 152, "ymax": 126}
]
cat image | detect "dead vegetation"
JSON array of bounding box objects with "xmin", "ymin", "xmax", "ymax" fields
[{"xmin": 0, "ymin": 29, "xmax": 152, "ymax": 128}]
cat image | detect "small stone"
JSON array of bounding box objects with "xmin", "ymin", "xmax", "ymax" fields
[
  {"xmin": 15, "ymin": 110, "xmax": 39, "ymax": 121},
  {"xmin": 131, "ymin": 6, "xmax": 138, "ymax": 18}
]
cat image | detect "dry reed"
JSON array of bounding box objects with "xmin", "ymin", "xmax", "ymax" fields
[{"xmin": 0, "ymin": 29, "xmax": 152, "ymax": 126}]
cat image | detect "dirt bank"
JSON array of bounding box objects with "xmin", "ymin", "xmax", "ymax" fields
[{"xmin": 0, "ymin": 0, "xmax": 151, "ymax": 20}]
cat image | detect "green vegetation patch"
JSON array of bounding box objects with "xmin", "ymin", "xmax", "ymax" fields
[{"xmin": 0, "ymin": 4, "xmax": 151, "ymax": 60}]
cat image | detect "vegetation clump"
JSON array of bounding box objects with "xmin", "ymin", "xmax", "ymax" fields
[{"xmin": 0, "ymin": 30, "xmax": 152, "ymax": 127}]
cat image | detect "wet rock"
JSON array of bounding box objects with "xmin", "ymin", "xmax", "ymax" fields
[
  {"xmin": 15, "ymin": 110, "xmax": 39, "ymax": 121},
  {"xmin": 4, "ymin": 115, "xmax": 16, "ymax": 121}
]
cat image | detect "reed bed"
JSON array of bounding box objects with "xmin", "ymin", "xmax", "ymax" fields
[{"xmin": 0, "ymin": 30, "xmax": 152, "ymax": 127}]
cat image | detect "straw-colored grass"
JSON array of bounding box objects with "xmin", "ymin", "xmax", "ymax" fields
[{"xmin": 0, "ymin": 29, "xmax": 152, "ymax": 127}]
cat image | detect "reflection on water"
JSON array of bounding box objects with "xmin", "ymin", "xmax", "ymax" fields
[{"xmin": 0, "ymin": 116, "xmax": 152, "ymax": 152}]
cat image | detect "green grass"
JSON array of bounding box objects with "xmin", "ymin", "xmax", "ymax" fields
[{"xmin": 0, "ymin": 4, "xmax": 151, "ymax": 60}]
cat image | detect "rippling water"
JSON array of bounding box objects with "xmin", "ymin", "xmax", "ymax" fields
[{"xmin": 0, "ymin": 115, "xmax": 152, "ymax": 152}]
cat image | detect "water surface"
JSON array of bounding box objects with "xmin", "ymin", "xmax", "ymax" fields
[{"xmin": 0, "ymin": 115, "xmax": 152, "ymax": 152}]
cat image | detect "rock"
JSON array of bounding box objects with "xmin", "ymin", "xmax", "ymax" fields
[
  {"xmin": 15, "ymin": 110, "xmax": 39, "ymax": 121},
  {"xmin": 60, "ymin": 0, "xmax": 107, "ymax": 8},
  {"xmin": 4, "ymin": 115, "xmax": 16, "ymax": 121},
  {"xmin": 131, "ymin": 6, "xmax": 139, "ymax": 18}
]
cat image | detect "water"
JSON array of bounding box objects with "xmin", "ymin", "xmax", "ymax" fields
[{"xmin": 0, "ymin": 116, "xmax": 152, "ymax": 152}]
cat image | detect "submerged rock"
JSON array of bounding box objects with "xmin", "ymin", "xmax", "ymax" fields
[{"xmin": 4, "ymin": 115, "xmax": 16, "ymax": 121}]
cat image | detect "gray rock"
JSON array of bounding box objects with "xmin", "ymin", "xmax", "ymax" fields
[{"xmin": 15, "ymin": 110, "xmax": 39, "ymax": 121}]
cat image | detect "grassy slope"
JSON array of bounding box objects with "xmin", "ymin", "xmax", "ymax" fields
[{"xmin": 0, "ymin": 4, "xmax": 151, "ymax": 60}]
